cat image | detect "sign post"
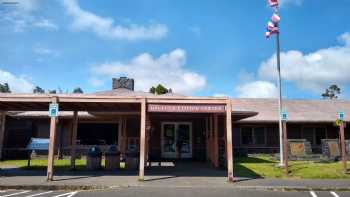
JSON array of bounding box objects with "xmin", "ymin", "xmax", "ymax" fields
[
  {"xmin": 281, "ymin": 111, "xmax": 289, "ymax": 176},
  {"xmin": 47, "ymin": 99, "xmax": 59, "ymax": 181},
  {"xmin": 338, "ymin": 112, "xmax": 347, "ymax": 174}
]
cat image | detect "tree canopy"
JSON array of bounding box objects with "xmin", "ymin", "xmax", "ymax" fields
[
  {"xmin": 149, "ymin": 84, "xmax": 171, "ymax": 95},
  {"xmin": 0, "ymin": 83, "xmax": 11, "ymax": 93},
  {"xmin": 322, "ymin": 84, "xmax": 341, "ymax": 99},
  {"xmin": 33, "ymin": 86, "xmax": 45, "ymax": 94},
  {"xmin": 72, "ymin": 87, "xmax": 84, "ymax": 94}
]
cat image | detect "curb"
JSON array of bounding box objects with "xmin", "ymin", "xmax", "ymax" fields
[
  {"xmin": 1, "ymin": 184, "xmax": 350, "ymax": 192},
  {"xmin": 0, "ymin": 185, "xmax": 110, "ymax": 191}
]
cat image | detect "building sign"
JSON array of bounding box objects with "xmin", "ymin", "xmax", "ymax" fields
[
  {"xmin": 148, "ymin": 104, "xmax": 226, "ymax": 113},
  {"xmin": 290, "ymin": 143, "xmax": 305, "ymax": 156},
  {"xmin": 49, "ymin": 103, "xmax": 59, "ymax": 117},
  {"xmin": 338, "ymin": 112, "xmax": 345, "ymax": 121},
  {"xmin": 281, "ymin": 111, "xmax": 288, "ymax": 121}
]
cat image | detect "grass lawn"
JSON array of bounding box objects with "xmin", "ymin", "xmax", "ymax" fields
[
  {"xmin": 1, "ymin": 156, "xmax": 350, "ymax": 179},
  {"xmin": 0, "ymin": 159, "xmax": 94, "ymax": 170},
  {"xmin": 235, "ymin": 156, "xmax": 350, "ymax": 179}
]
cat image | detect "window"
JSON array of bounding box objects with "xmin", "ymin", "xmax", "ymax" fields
[
  {"xmin": 315, "ymin": 127, "xmax": 326, "ymax": 145},
  {"xmin": 302, "ymin": 127, "xmax": 327, "ymax": 145},
  {"xmin": 254, "ymin": 127, "xmax": 266, "ymax": 145},
  {"xmin": 241, "ymin": 127, "xmax": 253, "ymax": 145},
  {"xmin": 302, "ymin": 127, "xmax": 314, "ymax": 145},
  {"xmin": 241, "ymin": 127, "xmax": 266, "ymax": 145}
]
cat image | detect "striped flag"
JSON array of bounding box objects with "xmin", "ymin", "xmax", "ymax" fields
[
  {"xmin": 271, "ymin": 13, "xmax": 281, "ymax": 23},
  {"xmin": 267, "ymin": 0, "xmax": 279, "ymax": 7},
  {"xmin": 267, "ymin": 21, "xmax": 276, "ymax": 31},
  {"xmin": 265, "ymin": 31, "xmax": 271, "ymax": 38}
]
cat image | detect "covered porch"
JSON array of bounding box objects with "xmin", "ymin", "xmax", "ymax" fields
[{"xmin": 0, "ymin": 94, "xmax": 257, "ymax": 182}]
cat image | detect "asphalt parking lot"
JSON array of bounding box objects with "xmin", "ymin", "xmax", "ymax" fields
[{"xmin": 1, "ymin": 188, "xmax": 349, "ymax": 197}]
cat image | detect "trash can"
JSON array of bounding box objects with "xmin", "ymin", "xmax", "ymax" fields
[
  {"xmin": 86, "ymin": 146, "xmax": 102, "ymax": 170},
  {"xmin": 105, "ymin": 145, "xmax": 121, "ymax": 170},
  {"xmin": 125, "ymin": 150, "xmax": 139, "ymax": 170}
]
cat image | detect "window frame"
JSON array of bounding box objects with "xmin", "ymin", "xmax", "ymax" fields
[
  {"xmin": 240, "ymin": 126, "xmax": 267, "ymax": 146},
  {"xmin": 301, "ymin": 126, "xmax": 328, "ymax": 145}
]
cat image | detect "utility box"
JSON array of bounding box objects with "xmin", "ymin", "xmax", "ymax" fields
[
  {"xmin": 105, "ymin": 145, "xmax": 121, "ymax": 170},
  {"xmin": 86, "ymin": 146, "xmax": 102, "ymax": 170}
]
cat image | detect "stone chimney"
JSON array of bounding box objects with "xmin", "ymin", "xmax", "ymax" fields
[{"xmin": 112, "ymin": 77, "xmax": 134, "ymax": 91}]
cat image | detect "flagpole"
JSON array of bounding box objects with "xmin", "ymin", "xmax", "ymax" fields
[
  {"xmin": 276, "ymin": 30, "xmax": 284, "ymax": 166},
  {"xmin": 274, "ymin": 6, "xmax": 284, "ymax": 167}
]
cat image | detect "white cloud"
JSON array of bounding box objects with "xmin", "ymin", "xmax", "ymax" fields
[
  {"xmin": 62, "ymin": 0, "xmax": 168, "ymax": 41},
  {"xmin": 213, "ymin": 93, "xmax": 228, "ymax": 97},
  {"xmin": 14, "ymin": 0, "xmax": 40, "ymax": 13},
  {"xmin": 259, "ymin": 32, "xmax": 350, "ymax": 93},
  {"xmin": 32, "ymin": 19, "xmax": 59, "ymax": 31},
  {"xmin": 89, "ymin": 78, "xmax": 105, "ymax": 87},
  {"xmin": 0, "ymin": 0, "xmax": 58, "ymax": 32},
  {"xmin": 0, "ymin": 69, "xmax": 34, "ymax": 92},
  {"xmin": 235, "ymin": 81, "xmax": 278, "ymax": 98},
  {"xmin": 91, "ymin": 49, "xmax": 206, "ymax": 94}
]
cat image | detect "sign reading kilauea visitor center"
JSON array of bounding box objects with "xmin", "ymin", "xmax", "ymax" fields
[{"xmin": 148, "ymin": 104, "xmax": 226, "ymax": 113}]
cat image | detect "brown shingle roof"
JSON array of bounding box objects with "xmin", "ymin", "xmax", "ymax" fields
[
  {"xmin": 231, "ymin": 98, "xmax": 350, "ymax": 123},
  {"xmin": 92, "ymin": 88, "xmax": 185, "ymax": 97}
]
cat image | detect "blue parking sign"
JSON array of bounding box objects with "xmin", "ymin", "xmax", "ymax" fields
[
  {"xmin": 49, "ymin": 103, "xmax": 59, "ymax": 117},
  {"xmin": 281, "ymin": 111, "xmax": 288, "ymax": 121},
  {"xmin": 338, "ymin": 112, "xmax": 345, "ymax": 121}
]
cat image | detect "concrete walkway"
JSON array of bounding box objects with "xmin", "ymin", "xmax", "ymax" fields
[
  {"xmin": 1, "ymin": 162, "xmax": 350, "ymax": 191},
  {"xmin": 1, "ymin": 170, "xmax": 350, "ymax": 191}
]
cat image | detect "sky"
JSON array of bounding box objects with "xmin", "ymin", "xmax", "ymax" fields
[{"xmin": 0, "ymin": 0, "xmax": 350, "ymax": 99}]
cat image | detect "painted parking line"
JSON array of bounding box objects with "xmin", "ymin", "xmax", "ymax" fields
[
  {"xmin": 52, "ymin": 191, "xmax": 78, "ymax": 197},
  {"xmin": 25, "ymin": 191, "xmax": 53, "ymax": 197},
  {"xmin": 0, "ymin": 190, "xmax": 31, "ymax": 197},
  {"xmin": 330, "ymin": 191, "xmax": 340, "ymax": 197},
  {"xmin": 309, "ymin": 191, "xmax": 317, "ymax": 197}
]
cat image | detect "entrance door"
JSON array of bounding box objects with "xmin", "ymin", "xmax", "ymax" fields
[{"xmin": 161, "ymin": 122, "xmax": 192, "ymax": 159}]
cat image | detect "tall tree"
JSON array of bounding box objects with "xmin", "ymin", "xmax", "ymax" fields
[
  {"xmin": 72, "ymin": 87, "xmax": 83, "ymax": 94},
  {"xmin": 149, "ymin": 84, "xmax": 169, "ymax": 95},
  {"xmin": 33, "ymin": 86, "xmax": 45, "ymax": 94},
  {"xmin": 322, "ymin": 84, "xmax": 341, "ymax": 99},
  {"xmin": 0, "ymin": 83, "xmax": 11, "ymax": 93}
]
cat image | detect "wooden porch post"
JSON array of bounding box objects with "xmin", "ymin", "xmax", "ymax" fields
[
  {"xmin": 282, "ymin": 121, "xmax": 289, "ymax": 176},
  {"xmin": 70, "ymin": 111, "xmax": 78, "ymax": 169},
  {"xmin": 209, "ymin": 115, "xmax": 214, "ymax": 164},
  {"xmin": 139, "ymin": 98, "xmax": 146, "ymax": 181},
  {"xmin": 47, "ymin": 97, "xmax": 58, "ymax": 181},
  {"xmin": 340, "ymin": 121, "xmax": 347, "ymax": 173},
  {"xmin": 122, "ymin": 117, "xmax": 127, "ymax": 154},
  {"xmin": 225, "ymin": 99, "xmax": 234, "ymax": 182},
  {"xmin": 213, "ymin": 114, "xmax": 219, "ymax": 168},
  {"xmin": 205, "ymin": 116, "xmax": 210, "ymax": 162},
  {"xmin": 0, "ymin": 112, "xmax": 6, "ymax": 160}
]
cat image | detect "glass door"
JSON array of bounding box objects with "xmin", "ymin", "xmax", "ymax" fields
[
  {"xmin": 161, "ymin": 123, "xmax": 176, "ymax": 158},
  {"xmin": 177, "ymin": 123, "xmax": 192, "ymax": 158},
  {"xmin": 161, "ymin": 122, "xmax": 192, "ymax": 159}
]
